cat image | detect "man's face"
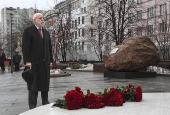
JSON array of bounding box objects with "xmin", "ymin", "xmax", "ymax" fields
[{"xmin": 34, "ymin": 14, "xmax": 45, "ymax": 28}]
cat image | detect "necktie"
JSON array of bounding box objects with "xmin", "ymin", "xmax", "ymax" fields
[{"xmin": 38, "ymin": 29, "xmax": 42, "ymax": 37}]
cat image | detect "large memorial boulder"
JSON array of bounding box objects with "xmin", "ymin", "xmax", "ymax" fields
[{"xmin": 103, "ymin": 36, "xmax": 160, "ymax": 71}]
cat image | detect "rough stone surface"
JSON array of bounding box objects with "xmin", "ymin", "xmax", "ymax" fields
[{"xmin": 103, "ymin": 36, "xmax": 160, "ymax": 71}]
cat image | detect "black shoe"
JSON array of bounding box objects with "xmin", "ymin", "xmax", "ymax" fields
[
  {"xmin": 29, "ymin": 105, "xmax": 36, "ymax": 109},
  {"xmin": 42, "ymin": 101, "xmax": 49, "ymax": 105}
]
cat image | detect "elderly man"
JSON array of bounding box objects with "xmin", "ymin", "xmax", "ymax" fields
[{"xmin": 22, "ymin": 13, "xmax": 53, "ymax": 109}]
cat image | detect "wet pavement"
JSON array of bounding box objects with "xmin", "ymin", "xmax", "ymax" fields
[{"xmin": 0, "ymin": 70, "xmax": 170, "ymax": 115}]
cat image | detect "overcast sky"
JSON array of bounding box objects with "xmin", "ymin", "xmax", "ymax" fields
[{"xmin": 0, "ymin": 0, "xmax": 61, "ymax": 21}]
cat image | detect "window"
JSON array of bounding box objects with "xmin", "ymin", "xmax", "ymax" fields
[
  {"xmin": 82, "ymin": 16, "xmax": 84, "ymax": 24},
  {"xmin": 75, "ymin": 20, "xmax": 77, "ymax": 27},
  {"xmin": 106, "ymin": 19, "xmax": 109, "ymax": 27},
  {"xmin": 78, "ymin": 42, "xmax": 80, "ymax": 49},
  {"xmin": 73, "ymin": 3, "xmax": 76, "ymax": 9},
  {"xmin": 147, "ymin": 7, "xmax": 154, "ymax": 18},
  {"xmin": 72, "ymin": 3, "xmax": 74, "ymax": 10},
  {"xmin": 87, "ymin": 44, "xmax": 91, "ymax": 52},
  {"xmin": 78, "ymin": 17, "xmax": 80, "ymax": 24},
  {"xmin": 120, "ymin": 1, "xmax": 125, "ymax": 9},
  {"xmin": 91, "ymin": 29, "xmax": 93, "ymax": 37},
  {"xmin": 77, "ymin": 0, "xmax": 80, "ymax": 7},
  {"xmin": 160, "ymin": 22, "xmax": 166, "ymax": 33},
  {"xmin": 147, "ymin": 25, "xmax": 153, "ymax": 35},
  {"xmin": 106, "ymin": 33, "xmax": 109, "ymax": 40},
  {"xmin": 137, "ymin": 27, "xmax": 142, "ymax": 35},
  {"xmin": 91, "ymin": 16, "xmax": 93, "ymax": 24},
  {"xmin": 75, "ymin": 42, "xmax": 77, "ymax": 50},
  {"xmin": 137, "ymin": 0, "xmax": 142, "ymax": 4},
  {"xmin": 137, "ymin": 10, "xmax": 142, "ymax": 20},
  {"xmin": 112, "ymin": 3, "xmax": 117, "ymax": 10},
  {"xmin": 84, "ymin": 7, "xmax": 86, "ymax": 13},
  {"xmin": 72, "ymin": 21, "xmax": 74, "ymax": 28},
  {"xmin": 75, "ymin": 31, "xmax": 77, "ymax": 39},
  {"xmin": 128, "ymin": 13, "xmax": 133, "ymax": 22},
  {"xmin": 106, "ymin": 6, "xmax": 109, "ymax": 13},
  {"xmin": 128, "ymin": 0, "xmax": 134, "ymax": 6},
  {"xmin": 81, "ymin": 8, "xmax": 84, "ymax": 13},
  {"xmin": 98, "ymin": 21, "xmax": 102, "ymax": 28},
  {"xmin": 99, "ymin": 8, "xmax": 102, "ymax": 15},
  {"xmin": 128, "ymin": 29, "xmax": 133, "ymax": 37},
  {"xmin": 160, "ymin": 4, "xmax": 167, "ymax": 15},
  {"xmin": 105, "ymin": 45, "xmax": 110, "ymax": 51},
  {"xmin": 66, "ymin": 31, "xmax": 68, "ymax": 38},
  {"xmin": 82, "ymin": 41, "xmax": 84, "ymax": 51},
  {"xmin": 99, "ymin": 33, "xmax": 103, "ymax": 40},
  {"xmin": 82, "ymin": 29, "xmax": 85, "ymax": 37},
  {"xmin": 78, "ymin": 29, "xmax": 80, "ymax": 36}
]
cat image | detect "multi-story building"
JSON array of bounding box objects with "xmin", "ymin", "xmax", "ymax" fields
[
  {"xmin": 1, "ymin": 7, "xmax": 45, "ymax": 36},
  {"xmin": 1, "ymin": 7, "xmax": 18, "ymax": 36}
]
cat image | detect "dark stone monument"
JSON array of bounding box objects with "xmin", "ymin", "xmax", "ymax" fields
[
  {"xmin": 104, "ymin": 71, "xmax": 156, "ymax": 79},
  {"xmin": 103, "ymin": 36, "xmax": 160, "ymax": 79}
]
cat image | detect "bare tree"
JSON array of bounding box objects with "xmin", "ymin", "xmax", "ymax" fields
[
  {"xmin": 45, "ymin": 0, "xmax": 81, "ymax": 62},
  {"xmin": 85, "ymin": 0, "xmax": 146, "ymax": 61}
]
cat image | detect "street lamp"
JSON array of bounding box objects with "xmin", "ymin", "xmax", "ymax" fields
[{"xmin": 10, "ymin": 13, "xmax": 13, "ymax": 73}]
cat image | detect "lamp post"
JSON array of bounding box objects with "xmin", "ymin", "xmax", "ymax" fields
[{"xmin": 10, "ymin": 13, "xmax": 13, "ymax": 73}]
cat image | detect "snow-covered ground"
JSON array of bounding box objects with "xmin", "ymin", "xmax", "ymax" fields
[
  {"xmin": 148, "ymin": 66, "xmax": 170, "ymax": 75},
  {"xmin": 50, "ymin": 69, "xmax": 70, "ymax": 75},
  {"xmin": 66, "ymin": 63, "xmax": 93, "ymax": 71}
]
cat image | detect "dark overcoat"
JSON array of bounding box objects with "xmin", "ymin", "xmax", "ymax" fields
[{"xmin": 22, "ymin": 25, "xmax": 53, "ymax": 91}]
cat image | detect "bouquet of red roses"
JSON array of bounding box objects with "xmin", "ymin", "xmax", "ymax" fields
[
  {"xmin": 84, "ymin": 89, "xmax": 105, "ymax": 109},
  {"xmin": 53, "ymin": 84, "xmax": 142, "ymax": 110},
  {"xmin": 117, "ymin": 84, "xmax": 142, "ymax": 102},
  {"xmin": 100, "ymin": 88, "xmax": 125, "ymax": 106},
  {"xmin": 54, "ymin": 86, "xmax": 84, "ymax": 110}
]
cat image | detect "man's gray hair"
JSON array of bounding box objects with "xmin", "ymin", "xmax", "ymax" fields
[{"xmin": 33, "ymin": 13, "xmax": 43, "ymax": 22}]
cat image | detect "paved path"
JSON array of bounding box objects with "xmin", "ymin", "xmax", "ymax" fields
[{"xmin": 0, "ymin": 70, "xmax": 170, "ymax": 115}]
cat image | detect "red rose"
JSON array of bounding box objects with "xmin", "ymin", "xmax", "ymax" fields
[
  {"xmin": 102, "ymin": 89, "xmax": 124, "ymax": 106},
  {"xmin": 84, "ymin": 93, "xmax": 105, "ymax": 109},
  {"xmin": 136, "ymin": 86, "xmax": 142, "ymax": 92},
  {"xmin": 126, "ymin": 84, "xmax": 134, "ymax": 88},
  {"xmin": 65, "ymin": 88, "xmax": 84, "ymax": 110},
  {"xmin": 135, "ymin": 92, "xmax": 142, "ymax": 102},
  {"xmin": 75, "ymin": 86, "xmax": 81, "ymax": 91},
  {"xmin": 126, "ymin": 88, "xmax": 130, "ymax": 92}
]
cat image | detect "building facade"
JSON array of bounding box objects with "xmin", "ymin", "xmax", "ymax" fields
[{"xmin": 1, "ymin": 7, "xmax": 18, "ymax": 37}]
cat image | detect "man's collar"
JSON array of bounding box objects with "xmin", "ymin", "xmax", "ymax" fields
[{"xmin": 35, "ymin": 25, "xmax": 42, "ymax": 29}]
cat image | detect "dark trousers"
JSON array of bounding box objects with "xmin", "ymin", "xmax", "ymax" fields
[
  {"xmin": 28, "ymin": 91, "xmax": 49, "ymax": 109},
  {"xmin": 14, "ymin": 62, "xmax": 19, "ymax": 71}
]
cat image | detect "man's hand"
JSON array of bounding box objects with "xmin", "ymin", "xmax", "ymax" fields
[{"xmin": 26, "ymin": 62, "xmax": 32, "ymax": 69}]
